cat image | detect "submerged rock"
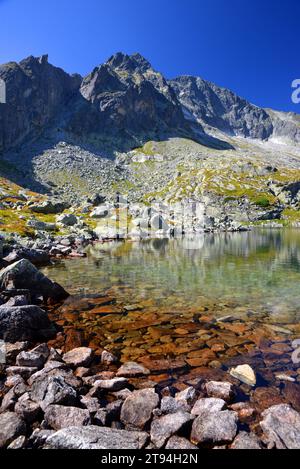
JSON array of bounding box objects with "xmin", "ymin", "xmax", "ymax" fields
[
  {"xmin": 116, "ymin": 361, "xmax": 150, "ymax": 378},
  {"xmin": 62, "ymin": 347, "xmax": 93, "ymax": 368},
  {"xmin": 230, "ymin": 365, "xmax": 256, "ymax": 387}
]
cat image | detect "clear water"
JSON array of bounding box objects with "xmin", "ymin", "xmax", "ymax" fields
[{"xmin": 43, "ymin": 229, "xmax": 300, "ymax": 325}]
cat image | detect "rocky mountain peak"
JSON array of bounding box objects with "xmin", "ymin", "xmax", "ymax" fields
[{"xmin": 106, "ymin": 52, "xmax": 152, "ymax": 74}]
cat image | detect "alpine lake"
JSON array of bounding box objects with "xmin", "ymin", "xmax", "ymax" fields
[{"xmin": 42, "ymin": 229, "xmax": 300, "ymax": 407}]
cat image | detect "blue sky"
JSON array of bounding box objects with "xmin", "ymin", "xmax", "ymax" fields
[{"xmin": 0, "ymin": 0, "xmax": 299, "ymax": 112}]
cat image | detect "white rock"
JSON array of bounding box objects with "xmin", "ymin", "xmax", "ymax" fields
[{"xmin": 230, "ymin": 365, "xmax": 256, "ymax": 387}]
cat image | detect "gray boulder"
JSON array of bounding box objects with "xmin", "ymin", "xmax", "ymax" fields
[
  {"xmin": 31, "ymin": 199, "xmax": 70, "ymax": 215},
  {"xmin": 0, "ymin": 259, "xmax": 69, "ymax": 302},
  {"xmin": 150, "ymin": 411, "xmax": 192, "ymax": 448},
  {"xmin": 191, "ymin": 398, "xmax": 226, "ymax": 416},
  {"xmin": 260, "ymin": 404, "xmax": 300, "ymax": 449},
  {"xmin": 121, "ymin": 388, "xmax": 159, "ymax": 429},
  {"xmin": 0, "ymin": 305, "xmax": 55, "ymax": 342},
  {"xmin": 191, "ymin": 410, "xmax": 238, "ymax": 445},
  {"xmin": 231, "ymin": 431, "xmax": 263, "ymax": 450},
  {"xmin": 165, "ymin": 436, "xmax": 198, "ymax": 450},
  {"xmin": 44, "ymin": 405, "xmax": 91, "ymax": 430},
  {"xmin": 30, "ymin": 375, "xmax": 77, "ymax": 411},
  {"xmin": 44, "ymin": 426, "xmax": 149, "ymax": 449},
  {"xmin": 0, "ymin": 412, "xmax": 26, "ymax": 448}
]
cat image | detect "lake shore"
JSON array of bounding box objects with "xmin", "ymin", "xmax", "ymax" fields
[{"xmin": 1, "ymin": 244, "xmax": 300, "ymax": 449}]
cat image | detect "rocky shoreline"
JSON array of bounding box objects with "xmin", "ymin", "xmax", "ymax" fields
[
  {"xmin": 1, "ymin": 340, "xmax": 300, "ymax": 450},
  {"xmin": 0, "ymin": 249, "xmax": 300, "ymax": 450}
]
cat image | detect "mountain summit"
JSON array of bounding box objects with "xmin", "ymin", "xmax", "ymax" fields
[{"xmin": 0, "ymin": 52, "xmax": 299, "ymax": 156}]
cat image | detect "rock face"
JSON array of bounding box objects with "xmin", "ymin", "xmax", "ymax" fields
[
  {"xmin": 260, "ymin": 404, "xmax": 300, "ymax": 449},
  {"xmin": 0, "ymin": 56, "xmax": 80, "ymax": 151},
  {"xmin": 171, "ymin": 75, "xmax": 300, "ymax": 144},
  {"xmin": 0, "ymin": 55, "xmax": 80, "ymax": 153},
  {"xmin": 170, "ymin": 75, "xmax": 273, "ymax": 140},
  {"xmin": 44, "ymin": 426, "xmax": 149, "ymax": 449},
  {"xmin": 0, "ymin": 305, "xmax": 55, "ymax": 342},
  {"xmin": 77, "ymin": 52, "xmax": 190, "ymax": 143},
  {"xmin": 0, "ymin": 259, "xmax": 69, "ymax": 302}
]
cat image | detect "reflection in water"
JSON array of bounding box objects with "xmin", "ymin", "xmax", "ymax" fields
[{"xmin": 44, "ymin": 229, "xmax": 300, "ymax": 323}]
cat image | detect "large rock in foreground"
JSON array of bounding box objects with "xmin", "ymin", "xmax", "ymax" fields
[
  {"xmin": 44, "ymin": 426, "xmax": 149, "ymax": 449},
  {"xmin": 0, "ymin": 305, "xmax": 56, "ymax": 342},
  {"xmin": 0, "ymin": 259, "xmax": 69, "ymax": 302},
  {"xmin": 260, "ymin": 404, "xmax": 300, "ymax": 449}
]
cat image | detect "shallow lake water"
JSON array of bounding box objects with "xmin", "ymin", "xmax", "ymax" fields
[{"xmin": 43, "ymin": 229, "xmax": 300, "ymax": 396}]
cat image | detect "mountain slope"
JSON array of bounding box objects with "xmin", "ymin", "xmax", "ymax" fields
[{"xmin": 170, "ymin": 75, "xmax": 300, "ymax": 145}]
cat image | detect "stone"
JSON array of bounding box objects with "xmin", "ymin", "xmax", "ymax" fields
[
  {"xmin": 7, "ymin": 435, "xmax": 27, "ymax": 450},
  {"xmin": 0, "ymin": 259, "xmax": 69, "ymax": 302},
  {"xmin": 16, "ymin": 343, "xmax": 49, "ymax": 369},
  {"xmin": 4, "ymin": 342, "xmax": 30, "ymax": 364},
  {"xmin": 31, "ymin": 199, "xmax": 70, "ymax": 215},
  {"xmin": 0, "ymin": 412, "xmax": 26, "ymax": 449},
  {"xmin": 30, "ymin": 375, "xmax": 77, "ymax": 411},
  {"xmin": 205, "ymin": 381, "xmax": 235, "ymax": 402},
  {"xmin": 165, "ymin": 436, "xmax": 198, "ymax": 450},
  {"xmin": 28, "ymin": 429, "xmax": 55, "ymax": 449},
  {"xmin": 116, "ymin": 361, "xmax": 150, "ymax": 378},
  {"xmin": 63, "ymin": 347, "xmax": 93, "ymax": 367},
  {"xmin": 94, "ymin": 401, "xmax": 123, "ymax": 426},
  {"xmin": 80, "ymin": 396, "xmax": 101, "ymax": 414},
  {"xmin": 26, "ymin": 220, "xmax": 56, "ymax": 232},
  {"xmin": 90, "ymin": 206, "xmax": 109, "ymax": 219},
  {"xmin": 191, "ymin": 398, "xmax": 226, "ymax": 416},
  {"xmin": 260, "ymin": 404, "xmax": 300, "ymax": 449},
  {"xmin": 230, "ymin": 364, "xmax": 256, "ymax": 387},
  {"xmin": 56, "ymin": 213, "xmax": 78, "ymax": 227},
  {"xmin": 45, "ymin": 426, "xmax": 149, "ymax": 449},
  {"xmin": 4, "ymin": 248, "xmax": 50, "ymax": 266},
  {"xmin": 150, "ymin": 412, "xmax": 192, "ymax": 448},
  {"xmin": 157, "ymin": 396, "xmax": 190, "ymax": 415},
  {"xmin": 101, "ymin": 350, "xmax": 118, "ymax": 365},
  {"xmin": 191, "ymin": 410, "xmax": 238, "ymax": 445},
  {"xmin": 6, "ymin": 366, "xmax": 38, "ymax": 380},
  {"xmin": 230, "ymin": 432, "xmax": 263, "ymax": 449},
  {"xmin": 175, "ymin": 386, "xmax": 196, "ymax": 405},
  {"xmin": 150, "ymin": 214, "xmax": 169, "ymax": 231},
  {"xmin": 44, "ymin": 405, "xmax": 91, "ymax": 430},
  {"xmin": 89, "ymin": 378, "xmax": 129, "ymax": 395},
  {"xmin": 121, "ymin": 388, "xmax": 160, "ymax": 429},
  {"xmin": 15, "ymin": 394, "xmax": 41, "ymax": 423},
  {"xmin": 0, "ymin": 305, "xmax": 55, "ymax": 343}
]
